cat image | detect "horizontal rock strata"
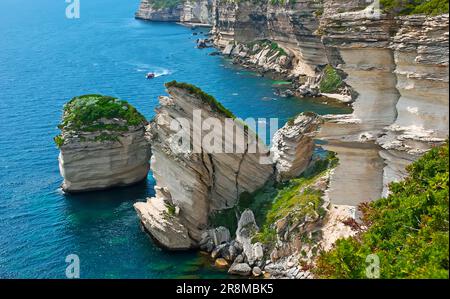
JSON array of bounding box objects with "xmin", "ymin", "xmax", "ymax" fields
[
  {"xmin": 57, "ymin": 96, "xmax": 151, "ymax": 193},
  {"xmin": 135, "ymin": 82, "xmax": 273, "ymax": 249},
  {"xmin": 136, "ymin": 0, "xmax": 213, "ymax": 24},
  {"xmin": 271, "ymin": 112, "xmax": 323, "ymax": 182}
]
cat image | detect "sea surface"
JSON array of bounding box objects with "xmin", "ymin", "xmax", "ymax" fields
[{"xmin": 0, "ymin": 0, "xmax": 350, "ymax": 278}]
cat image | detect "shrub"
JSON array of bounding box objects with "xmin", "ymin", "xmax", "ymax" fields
[
  {"xmin": 54, "ymin": 135, "xmax": 65, "ymax": 148},
  {"xmin": 58, "ymin": 94, "xmax": 146, "ymax": 132},
  {"xmin": 151, "ymin": 0, "xmax": 183, "ymax": 9},
  {"xmin": 210, "ymin": 151, "xmax": 338, "ymax": 242},
  {"xmin": 315, "ymin": 142, "xmax": 449, "ymax": 279},
  {"xmin": 165, "ymin": 81, "xmax": 236, "ymax": 119},
  {"xmin": 319, "ymin": 65, "xmax": 343, "ymax": 93},
  {"xmin": 380, "ymin": 0, "xmax": 449, "ymax": 15}
]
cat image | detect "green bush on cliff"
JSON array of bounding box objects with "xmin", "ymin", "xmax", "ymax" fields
[
  {"xmin": 249, "ymin": 40, "xmax": 288, "ymax": 57},
  {"xmin": 54, "ymin": 95, "xmax": 146, "ymax": 147},
  {"xmin": 165, "ymin": 81, "xmax": 236, "ymax": 119},
  {"xmin": 252, "ymin": 152, "xmax": 338, "ymax": 245},
  {"xmin": 319, "ymin": 65, "xmax": 343, "ymax": 93},
  {"xmin": 151, "ymin": 0, "xmax": 183, "ymax": 9},
  {"xmin": 54, "ymin": 135, "xmax": 65, "ymax": 148},
  {"xmin": 381, "ymin": 0, "xmax": 449, "ymax": 15},
  {"xmin": 210, "ymin": 151, "xmax": 339, "ymax": 243},
  {"xmin": 315, "ymin": 142, "xmax": 449, "ymax": 279},
  {"xmin": 58, "ymin": 94, "xmax": 146, "ymax": 131}
]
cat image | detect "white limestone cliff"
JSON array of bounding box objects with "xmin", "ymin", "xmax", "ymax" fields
[{"xmin": 134, "ymin": 83, "xmax": 273, "ymax": 249}]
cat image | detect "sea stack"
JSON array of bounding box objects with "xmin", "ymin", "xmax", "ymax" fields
[
  {"xmin": 134, "ymin": 82, "xmax": 273, "ymax": 250},
  {"xmin": 55, "ymin": 95, "xmax": 151, "ymax": 193}
]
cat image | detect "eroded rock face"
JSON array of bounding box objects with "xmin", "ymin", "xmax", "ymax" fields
[
  {"xmin": 57, "ymin": 95, "xmax": 151, "ymax": 193},
  {"xmin": 134, "ymin": 84, "xmax": 273, "ymax": 249},
  {"xmin": 135, "ymin": 0, "xmax": 183, "ymax": 21},
  {"xmin": 136, "ymin": 0, "xmax": 213, "ymax": 24},
  {"xmin": 134, "ymin": 190, "xmax": 192, "ymax": 250},
  {"xmin": 382, "ymin": 14, "xmax": 449, "ymax": 152},
  {"xmin": 181, "ymin": 0, "xmax": 213, "ymax": 24},
  {"xmin": 59, "ymin": 124, "xmax": 150, "ymax": 192},
  {"xmin": 319, "ymin": 3, "xmax": 449, "ymax": 198},
  {"xmin": 271, "ymin": 113, "xmax": 323, "ymax": 182},
  {"xmin": 212, "ymin": 0, "xmax": 327, "ymax": 78}
]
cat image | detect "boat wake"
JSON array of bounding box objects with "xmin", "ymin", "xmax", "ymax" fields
[
  {"xmin": 154, "ymin": 68, "xmax": 171, "ymax": 78},
  {"xmin": 135, "ymin": 63, "xmax": 172, "ymax": 78}
]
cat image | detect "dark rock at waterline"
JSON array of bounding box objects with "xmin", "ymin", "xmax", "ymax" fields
[
  {"xmin": 297, "ymin": 85, "xmax": 320, "ymax": 98},
  {"xmin": 196, "ymin": 38, "xmax": 213, "ymax": 49},
  {"xmin": 209, "ymin": 51, "xmax": 221, "ymax": 56}
]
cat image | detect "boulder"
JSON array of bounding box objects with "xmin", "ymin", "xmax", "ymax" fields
[
  {"xmin": 245, "ymin": 242, "xmax": 264, "ymax": 266},
  {"xmin": 215, "ymin": 258, "xmax": 229, "ymax": 268},
  {"xmin": 233, "ymin": 254, "xmax": 244, "ymax": 264},
  {"xmin": 200, "ymin": 226, "xmax": 231, "ymax": 251},
  {"xmin": 228, "ymin": 263, "xmax": 252, "ymax": 276},
  {"xmin": 236, "ymin": 209, "xmax": 259, "ymax": 244},
  {"xmin": 134, "ymin": 196, "xmax": 192, "ymax": 250},
  {"xmin": 235, "ymin": 209, "xmax": 264, "ymax": 266},
  {"xmin": 221, "ymin": 243, "xmax": 240, "ymax": 262},
  {"xmin": 222, "ymin": 44, "xmax": 234, "ymax": 56},
  {"xmin": 211, "ymin": 243, "xmax": 228, "ymax": 259},
  {"xmin": 252, "ymin": 266, "xmax": 262, "ymax": 277}
]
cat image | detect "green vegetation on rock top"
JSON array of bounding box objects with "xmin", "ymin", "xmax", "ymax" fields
[
  {"xmin": 381, "ymin": 0, "xmax": 449, "ymax": 15},
  {"xmin": 151, "ymin": 0, "xmax": 183, "ymax": 9},
  {"xmin": 315, "ymin": 142, "xmax": 449, "ymax": 279},
  {"xmin": 54, "ymin": 95, "xmax": 146, "ymax": 147},
  {"xmin": 58, "ymin": 94, "xmax": 146, "ymax": 131},
  {"xmin": 165, "ymin": 81, "xmax": 236, "ymax": 119}
]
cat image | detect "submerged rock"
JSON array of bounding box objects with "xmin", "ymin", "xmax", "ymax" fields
[{"xmin": 56, "ymin": 95, "xmax": 150, "ymax": 193}]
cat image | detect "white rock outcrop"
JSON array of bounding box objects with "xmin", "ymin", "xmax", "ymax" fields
[
  {"xmin": 136, "ymin": 0, "xmax": 213, "ymax": 24},
  {"xmin": 135, "ymin": 83, "xmax": 273, "ymax": 249},
  {"xmin": 271, "ymin": 113, "xmax": 323, "ymax": 182},
  {"xmin": 57, "ymin": 95, "xmax": 151, "ymax": 193},
  {"xmin": 59, "ymin": 124, "xmax": 150, "ymax": 192}
]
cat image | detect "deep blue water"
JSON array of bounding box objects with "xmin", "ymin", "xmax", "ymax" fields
[{"xmin": 0, "ymin": 0, "xmax": 350, "ymax": 278}]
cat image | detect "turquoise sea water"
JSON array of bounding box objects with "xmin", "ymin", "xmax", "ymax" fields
[{"xmin": 0, "ymin": 0, "xmax": 350, "ymax": 278}]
